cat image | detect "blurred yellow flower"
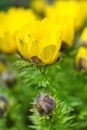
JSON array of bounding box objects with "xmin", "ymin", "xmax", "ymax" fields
[
  {"xmin": 75, "ymin": 47, "xmax": 87, "ymax": 70},
  {"xmin": 4, "ymin": 7, "xmax": 36, "ymax": 34},
  {"xmin": 46, "ymin": 10, "xmax": 75, "ymax": 49},
  {"xmin": 16, "ymin": 18, "xmax": 62, "ymax": 65},
  {"xmin": 79, "ymin": 27, "xmax": 87, "ymax": 46},
  {"xmin": 46, "ymin": 1, "xmax": 86, "ymax": 31},
  {"xmin": 0, "ymin": 33, "xmax": 17, "ymax": 54},
  {"xmin": 59, "ymin": 1, "xmax": 86, "ymax": 30},
  {"xmin": 0, "ymin": 7, "xmax": 36, "ymax": 54},
  {"xmin": 79, "ymin": 1, "xmax": 87, "ymax": 22},
  {"xmin": 60, "ymin": 17, "xmax": 75, "ymax": 50}
]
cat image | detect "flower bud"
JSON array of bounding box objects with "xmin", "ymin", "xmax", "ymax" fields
[
  {"xmin": 79, "ymin": 27, "xmax": 87, "ymax": 47},
  {"xmin": 34, "ymin": 94, "xmax": 55, "ymax": 115},
  {"xmin": 77, "ymin": 58, "xmax": 87, "ymax": 70},
  {"xmin": 0, "ymin": 95, "xmax": 8, "ymax": 117},
  {"xmin": 75, "ymin": 47, "xmax": 87, "ymax": 71},
  {"xmin": 2, "ymin": 71, "xmax": 17, "ymax": 88}
]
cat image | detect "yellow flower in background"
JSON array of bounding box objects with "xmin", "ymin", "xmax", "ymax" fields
[
  {"xmin": 79, "ymin": 1, "xmax": 87, "ymax": 22},
  {"xmin": 46, "ymin": 1, "xmax": 86, "ymax": 31},
  {"xmin": 16, "ymin": 18, "xmax": 62, "ymax": 65},
  {"xmin": 0, "ymin": 7, "xmax": 36, "ymax": 54},
  {"xmin": 45, "ymin": 3, "xmax": 56, "ymax": 17},
  {"xmin": 45, "ymin": 6, "xmax": 75, "ymax": 50},
  {"xmin": 4, "ymin": 7, "xmax": 36, "ymax": 34},
  {"xmin": 79, "ymin": 27, "xmax": 87, "ymax": 47},
  {"xmin": 0, "ymin": 33, "xmax": 17, "ymax": 54},
  {"xmin": 75, "ymin": 47, "xmax": 87, "ymax": 71},
  {"xmin": 60, "ymin": 17, "xmax": 75, "ymax": 50}
]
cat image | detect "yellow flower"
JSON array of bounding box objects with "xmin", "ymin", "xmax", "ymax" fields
[
  {"xmin": 75, "ymin": 47, "xmax": 87, "ymax": 70},
  {"xmin": 62, "ymin": 1, "xmax": 85, "ymax": 30},
  {"xmin": 0, "ymin": 33, "xmax": 17, "ymax": 54},
  {"xmin": 45, "ymin": 4, "xmax": 56, "ymax": 20},
  {"xmin": 4, "ymin": 7, "xmax": 36, "ymax": 34},
  {"xmin": 60, "ymin": 17, "xmax": 75, "ymax": 50},
  {"xmin": 45, "ymin": 5, "xmax": 75, "ymax": 50},
  {"xmin": 78, "ymin": 1, "xmax": 87, "ymax": 23},
  {"xmin": 46, "ymin": 12, "xmax": 75, "ymax": 49},
  {"xmin": 46, "ymin": 1, "xmax": 86, "ymax": 31},
  {"xmin": 79, "ymin": 27, "xmax": 87, "ymax": 46},
  {"xmin": 0, "ymin": 7, "xmax": 36, "ymax": 54},
  {"xmin": 16, "ymin": 18, "xmax": 62, "ymax": 65}
]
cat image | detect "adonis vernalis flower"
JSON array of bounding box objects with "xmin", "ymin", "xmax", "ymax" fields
[
  {"xmin": 16, "ymin": 18, "xmax": 62, "ymax": 65},
  {"xmin": 0, "ymin": 8, "xmax": 36, "ymax": 54}
]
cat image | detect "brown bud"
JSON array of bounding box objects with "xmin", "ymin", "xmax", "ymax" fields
[{"xmin": 34, "ymin": 94, "xmax": 55, "ymax": 115}]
